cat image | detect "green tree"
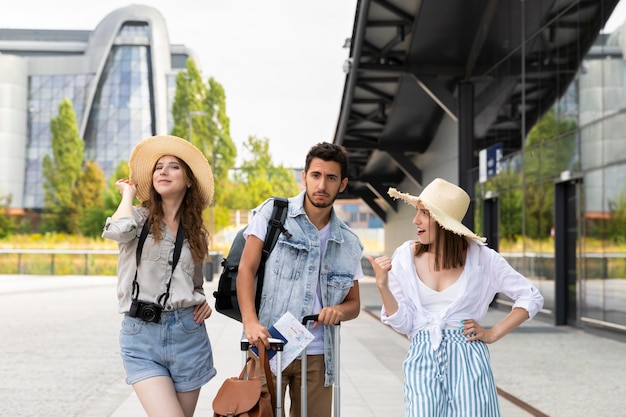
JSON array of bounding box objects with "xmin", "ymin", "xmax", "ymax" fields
[
  {"xmin": 205, "ymin": 77, "xmax": 237, "ymax": 192},
  {"xmin": 103, "ymin": 160, "xmax": 130, "ymax": 216},
  {"xmin": 0, "ymin": 195, "xmax": 15, "ymax": 238},
  {"xmin": 170, "ymin": 58, "xmax": 237, "ymax": 232},
  {"xmin": 168, "ymin": 59, "xmax": 296, "ymax": 232},
  {"xmin": 524, "ymin": 182, "xmax": 552, "ymax": 239},
  {"xmin": 171, "ymin": 59, "xmax": 206, "ymax": 141},
  {"xmin": 484, "ymin": 107, "xmax": 578, "ymax": 244},
  {"xmin": 41, "ymin": 99, "xmax": 85, "ymax": 233},
  {"xmin": 523, "ymin": 108, "xmax": 577, "ymax": 239},
  {"xmin": 78, "ymin": 160, "xmax": 131, "ymax": 238},
  {"xmin": 234, "ymin": 136, "xmax": 299, "ymax": 208},
  {"xmin": 75, "ymin": 161, "xmax": 106, "ymax": 237},
  {"xmin": 608, "ymin": 192, "xmax": 626, "ymax": 244},
  {"xmin": 487, "ymin": 167, "xmax": 523, "ymax": 241}
]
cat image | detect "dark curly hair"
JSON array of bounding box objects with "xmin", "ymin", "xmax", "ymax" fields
[{"xmin": 304, "ymin": 142, "xmax": 349, "ymax": 179}]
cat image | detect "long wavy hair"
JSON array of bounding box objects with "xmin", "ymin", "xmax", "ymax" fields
[
  {"xmin": 141, "ymin": 157, "xmax": 209, "ymax": 264},
  {"xmin": 414, "ymin": 223, "xmax": 468, "ymax": 271}
]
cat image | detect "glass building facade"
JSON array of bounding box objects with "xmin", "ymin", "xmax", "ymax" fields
[
  {"xmin": 83, "ymin": 25, "xmax": 154, "ymax": 178},
  {"xmin": 0, "ymin": 5, "xmax": 194, "ymax": 210},
  {"xmin": 477, "ymin": 22, "xmax": 626, "ymax": 332},
  {"xmin": 25, "ymin": 74, "xmax": 93, "ymax": 208}
]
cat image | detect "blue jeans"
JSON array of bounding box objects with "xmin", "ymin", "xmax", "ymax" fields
[{"xmin": 119, "ymin": 306, "xmax": 216, "ymax": 392}]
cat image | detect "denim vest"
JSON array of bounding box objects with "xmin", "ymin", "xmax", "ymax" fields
[{"xmin": 254, "ymin": 191, "xmax": 364, "ymax": 386}]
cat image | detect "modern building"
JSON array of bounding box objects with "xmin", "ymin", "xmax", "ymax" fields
[
  {"xmin": 334, "ymin": 0, "xmax": 626, "ymax": 335},
  {"xmin": 0, "ymin": 4, "xmax": 196, "ymax": 210}
]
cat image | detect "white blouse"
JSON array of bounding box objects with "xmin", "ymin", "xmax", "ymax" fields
[{"xmin": 381, "ymin": 239, "xmax": 544, "ymax": 349}]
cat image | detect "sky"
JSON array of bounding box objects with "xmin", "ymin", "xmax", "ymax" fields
[
  {"xmin": 605, "ymin": 0, "xmax": 626, "ymax": 32},
  {"xmin": 2, "ymin": 1, "xmax": 626, "ymax": 168},
  {"xmin": 0, "ymin": 0, "xmax": 357, "ymax": 167}
]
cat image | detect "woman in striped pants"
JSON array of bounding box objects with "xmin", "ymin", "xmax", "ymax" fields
[{"xmin": 368, "ymin": 179, "xmax": 544, "ymax": 416}]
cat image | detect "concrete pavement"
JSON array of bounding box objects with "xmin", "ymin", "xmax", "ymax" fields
[
  {"xmin": 107, "ymin": 276, "xmax": 626, "ymax": 417},
  {"xmin": 2, "ymin": 274, "xmax": 625, "ymax": 416},
  {"xmin": 111, "ymin": 276, "xmax": 409, "ymax": 417}
]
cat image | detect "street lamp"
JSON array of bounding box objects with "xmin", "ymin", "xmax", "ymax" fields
[{"xmin": 187, "ymin": 110, "xmax": 208, "ymax": 142}]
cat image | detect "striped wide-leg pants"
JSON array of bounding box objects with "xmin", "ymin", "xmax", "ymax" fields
[{"xmin": 403, "ymin": 330, "xmax": 501, "ymax": 417}]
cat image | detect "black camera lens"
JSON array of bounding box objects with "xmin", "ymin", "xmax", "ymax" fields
[
  {"xmin": 129, "ymin": 300, "xmax": 162, "ymax": 323},
  {"xmin": 141, "ymin": 305, "xmax": 159, "ymax": 322}
]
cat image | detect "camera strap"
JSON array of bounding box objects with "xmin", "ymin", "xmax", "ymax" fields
[
  {"xmin": 131, "ymin": 221, "xmax": 185, "ymax": 307},
  {"xmin": 158, "ymin": 224, "xmax": 185, "ymax": 306}
]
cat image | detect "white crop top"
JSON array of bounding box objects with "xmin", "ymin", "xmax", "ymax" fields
[{"xmin": 416, "ymin": 277, "xmax": 462, "ymax": 313}]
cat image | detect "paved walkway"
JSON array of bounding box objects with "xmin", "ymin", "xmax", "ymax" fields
[
  {"xmin": 2, "ymin": 274, "xmax": 625, "ymax": 416},
  {"xmin": 110, "ymin": 276, "xmax": 409, "ymax": 417},
  {"xmin": 111, "ymin": 277, "xmax": 626, "ymax": 417}
]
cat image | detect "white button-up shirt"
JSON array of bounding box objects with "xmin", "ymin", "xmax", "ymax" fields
[{"xmin": 381, "ymin": 239, "xmax": 544, "ymax": 349}]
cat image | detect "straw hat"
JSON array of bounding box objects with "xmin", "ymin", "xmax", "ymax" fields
[
  {"xmin": 129, "ymin": 135, "xmax": 214, "ymax": 209},
  {"xmin": 388, "ymin": 178, "xmax": 486, "ymax": 243}
]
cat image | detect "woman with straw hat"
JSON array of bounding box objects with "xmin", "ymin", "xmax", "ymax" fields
[
  {"xmin": 368, "ymin": 178, "xmax": 544, "ymax": 417},
  {"xmin": 102, "ymin": 135, "xmax": 216, "ymax": 417}
]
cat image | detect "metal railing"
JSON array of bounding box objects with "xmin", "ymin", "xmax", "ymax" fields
[
  {"xmin": 0, "ymin": 249, "xmax": 224, "ymax": 279},
  {"xmin": 0, "ymin": 249, "xmax": 118, "ymax": 275}
]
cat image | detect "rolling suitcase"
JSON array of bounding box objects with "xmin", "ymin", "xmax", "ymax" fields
[{"xmin": 300, "ymin": 314, "xmax": 341, "ymax": 417}]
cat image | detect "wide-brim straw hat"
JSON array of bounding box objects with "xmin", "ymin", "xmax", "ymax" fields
[
  {"xmin": 388, "ymin": 178, "xmax": 486, "ymax": 243},
  {"xmin": 129, "ymin": 135, "xmax": 214, "ymax": 209}
]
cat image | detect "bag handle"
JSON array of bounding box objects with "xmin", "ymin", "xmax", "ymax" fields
[
  {"xmin": 260, "ymin": 347, "xmax": 277, "ymax": 412},
  {"xmin": 240, "ymin": 347, "xmax": 277, "ymax": 412}
]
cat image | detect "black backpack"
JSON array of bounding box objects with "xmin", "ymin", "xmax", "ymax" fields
[{"xmin": 213, "ymin": 197, "xmax": 290, "ymax": 321}]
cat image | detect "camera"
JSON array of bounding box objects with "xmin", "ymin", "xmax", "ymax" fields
[{"xmin": 129, "ymin": 300, "xmax": 163, "ymax": 323}]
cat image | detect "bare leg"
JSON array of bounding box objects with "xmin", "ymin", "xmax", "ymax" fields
[
  {"xmin": 133, "ymin": 376, "xmax": 185, "ymax": 417},
  {"xmin": 177, "ymin": 389, "xmax": 201, "ymax": 417}
]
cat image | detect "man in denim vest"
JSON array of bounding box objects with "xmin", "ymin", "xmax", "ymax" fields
[{"xmin": 238, "ymin": 142, "xmax": 364, "ymax": 417}]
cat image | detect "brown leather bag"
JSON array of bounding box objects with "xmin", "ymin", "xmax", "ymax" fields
[{"xmin": 213, "ymin": 346, "xmax": 277, "ymax": 417}]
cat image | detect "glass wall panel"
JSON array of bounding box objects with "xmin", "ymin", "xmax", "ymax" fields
[
  {"xmin": 84, "ymin": 42, "xmax": 153, "ymax": 180},
  {"xmin": 25, "ymin": 73, "xmax": 93, "ymax": 208},
  {"xmin": 602, "ymin": 113, "xmax": 626, "ymax": 166},
  {"xmin": 472, "ymin": 1, "xmax": 626, "ymax": 332},
  {"xmin": 581, "ymin": 163, "xmax": 626, "ymax": 326},
  {"xmin": 603, "ymin": 164, "xmax": 626, "ymax": 326},
  {"xmin": 581, "ymin": 171, "xmax": 603, "ymax": 329}
]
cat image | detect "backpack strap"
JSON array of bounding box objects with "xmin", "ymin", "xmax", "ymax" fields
[
  {"xmin": 262, "ymin": 196, "xmax": 290, "ymax": 259},
  {"xmin": 255, "ymin": 196, "xmax": 290, "ymax": 313}
]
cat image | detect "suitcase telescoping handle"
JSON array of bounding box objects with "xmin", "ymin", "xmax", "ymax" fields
[
  {"xmin": 240, "ymin": 338, "xmax": 285, "ymax": 351},
  {"xmin": 241, "ymin": 338, "xmax": 285, "ymax": 417},
  {"xmin": 301, "ymin": 314, "xmax": 341, "ymax": 326},
  {"xmin": 300, "ymin": 314, "xmax": 341, "ymax": 417}
]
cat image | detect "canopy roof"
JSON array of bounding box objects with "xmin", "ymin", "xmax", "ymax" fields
[{"xmin": 334, "ymin": 0, "xmax": 620, "ymax": 220}]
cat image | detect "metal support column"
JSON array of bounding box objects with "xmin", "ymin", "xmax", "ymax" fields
[
  {"xmin": 458, "ymin": 81, "xmax": 475, "ymax": 231},
  {"xmin": 554, "ymin": 177, "xmax": 580, "ymax": 326},
  {"xmin": 483, "ymin": 195, "xmax": 499, "ymax": 252}
]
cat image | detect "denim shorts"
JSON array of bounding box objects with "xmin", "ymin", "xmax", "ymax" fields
[{"xmin": 119, "ymin": 306, "xmax": 217, "ymax": 392}]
